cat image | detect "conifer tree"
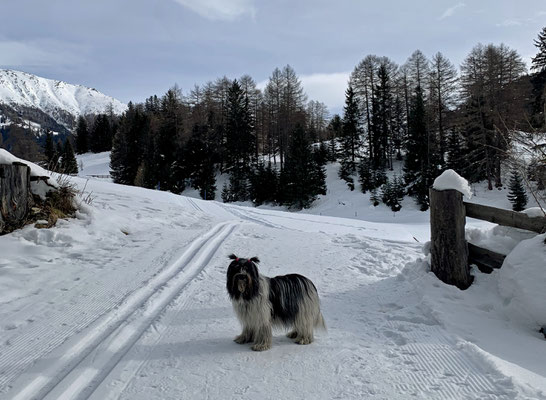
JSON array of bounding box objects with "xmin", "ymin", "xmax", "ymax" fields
[
  {"xmin": 184, "ymin": 124, "xmax": 217, "ymax": 200},
  {"xmin": 156, "ymin": 88, "xmax": 183, "ymax": 192},
  {"xmin": 507, "ymin": 170, "xmax": 528, "ymax": 211},
  {"xmin": 339, "ymin": 86, "xmax": 361, "ymax": 189},
  {"xmin": 446, "ymin": 129, "xmax": 469, "ymax": 177},
  {"xmin": 358, "ymin": 158, "xmax": 373, "ymax": 193},
  {"xmin": 404, "ymin": 85, "xmax": 435, "ymax": 210},
  {"xmin": 531, "ymin": 27, "xmax": 546, "ymax": 72},
  {"xmin": 110, "ymin": 125, "xmax": 130, "ymax": 184},
  {"xmin": 250, "ymin": 162, "xmax": 279, "ymax": 206},
  {"xmin": 75, "ymin": 116, "xmax": 89, "ymax": 154},
  {"xmin": 281, "ymin": 124, "xmax": 323, "ymax": 209},
  {"xmin": 370, "ymin": 187, "xmax": 380, "ymax": 207},
  {"xmin": 44, "ymin": 131, "xmax": 55, "ymax": 167},
  {"xmin": 62, "ymin": 140, "xmax": 78, "ymax": 175}
]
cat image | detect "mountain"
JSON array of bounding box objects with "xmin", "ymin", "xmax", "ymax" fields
[{"xmin": 0, "ymin": 69, "xmax": 127, "ymax": 133}]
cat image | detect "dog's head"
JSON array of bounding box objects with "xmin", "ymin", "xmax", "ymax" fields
[{"xmin": 226, "ymin": 254, "xmax": 260, "ymax": 301}]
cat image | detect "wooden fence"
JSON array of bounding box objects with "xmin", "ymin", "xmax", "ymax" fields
[{"xmin": 429, "ymin": 188, "xmax": 546, "ymax": 290}]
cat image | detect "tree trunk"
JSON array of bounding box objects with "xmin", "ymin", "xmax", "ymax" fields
[
  {"xmin": 0, "ymin": 162, "xmax": 32, "ymax": 234},
  {"xmin": 429, "ymin": 188, "xmax": 472, "ymax": 289}
]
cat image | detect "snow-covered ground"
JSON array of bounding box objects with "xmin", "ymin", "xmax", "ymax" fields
[{"xmin": 0, "ymin": 153, "xmax": 544, "ymax": 399}]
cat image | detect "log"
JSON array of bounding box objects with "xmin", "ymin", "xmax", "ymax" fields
[
  {"xmin": 464, "ymin": 202, "xmax": 546, "ymax": 234},
  {"xmin": 467, "ymin": 243, "xmax": 506, "ymax": 273},
  {"xmin": 430, "ymin": 188, "xmax": 472, "ymax": 289},
  {"xmin": 0, "ymin": 162, "xmax": 32, "ymax": 234}
]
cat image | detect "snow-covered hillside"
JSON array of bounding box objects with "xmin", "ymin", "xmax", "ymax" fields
[
  {"xmin": 0, "ymin": 153, "xmax": 544, "ymax": 399},
  {"xmin": 0, "ymin": 69, "xmax": 126, "ymax": 129}
]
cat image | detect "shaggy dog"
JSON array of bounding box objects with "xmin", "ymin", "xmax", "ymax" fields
[{"xmin": 226, "ymin": 254, "xmax": 325, "ymax": 351}]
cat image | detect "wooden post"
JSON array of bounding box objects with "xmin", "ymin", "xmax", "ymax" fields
[
  {"xmin": 0, "ymin": 162, "xmax": 32, "ymax": 234},
  {"xmin": 429, "ymin": 188, "xmax": 472, "ymax": 290}
]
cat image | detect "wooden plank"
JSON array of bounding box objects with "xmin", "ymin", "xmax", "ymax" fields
[
  {"xmin": 468, "ymin": 243, "xmax": 506, "ymax": 273},
  {"xmin": 464, "ymin": 202, "xmax": 546, "ymax": 234},
  {"xmin": 430, "ymin": 189, "xmax": 472, "ymax": 289}
]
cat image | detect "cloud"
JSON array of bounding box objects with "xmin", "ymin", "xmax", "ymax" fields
[
  {"xmin": 300, "ymin": 72, "xmax": 350, "ymax": 113},
  {"xmin": 258, "ymin": 71, "xmax": 350, "ymax": 114},
  {"xmin": 172, "ymin": 0, "xmax": 255, "ymax": 21},
  {"xmin": 439, "ymin": 3, "xmax": 465, "ymax": 20},
  {"xmin": 496, "ymin": 19, "xmax": 522, "ymax": 27},
  {"xmin": 0, "ymin": 39, "xmax": 84, "ymax": 69}
]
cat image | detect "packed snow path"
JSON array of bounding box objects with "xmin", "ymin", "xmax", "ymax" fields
[{"xmin": 0, "ymin": 179, "xmax": 543, "ymax": 399}]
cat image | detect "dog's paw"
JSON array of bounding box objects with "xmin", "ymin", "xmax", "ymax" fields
[
  {"xmin": 286, "ymin": 331, "xmax": 298, "ymax": 339},
  {"xmin": 251, "ymin": 343, "xmax": 271, "ymax": 351},
  {"xmin": 234, "ymin": 335, "xmax": 250, "ymax": 344},
  {"xmin": 296, "ymin": 337, "xmax": 313, "ymax": 345}
]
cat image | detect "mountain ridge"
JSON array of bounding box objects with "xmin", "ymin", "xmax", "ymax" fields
[{"xmin": 0, "ymin": 69, "xmax": 127, "ymax": 130}]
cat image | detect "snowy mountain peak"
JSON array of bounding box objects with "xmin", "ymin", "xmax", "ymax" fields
[{"xmin": 0, "ymin": 69, "xmax": 127, "ymax": 129}]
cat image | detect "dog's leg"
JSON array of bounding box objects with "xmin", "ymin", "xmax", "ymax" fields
[
  {"xmin": 286, "ymin": 330, "xmax": 298, "ymax": 339},
  {"xmin": 293, "ymin": 316, "xmax": 314, "ymax": 345},
  {"xmin": 251, "ymin": 325, "xmax": 272, "ymax": 351},
  {"xmin": 234, "ymin": 326, "xmax": 253, "ymax": 344}
]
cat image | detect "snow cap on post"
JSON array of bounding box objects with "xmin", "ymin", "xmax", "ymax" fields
[{"xmin": 433, "ymin": 169, "xmax": 472, "ymax": 200}]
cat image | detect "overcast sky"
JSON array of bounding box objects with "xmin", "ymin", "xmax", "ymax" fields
[{"xmin": 1, "ymin": 0, "xmax": 545, "ymax": 114}]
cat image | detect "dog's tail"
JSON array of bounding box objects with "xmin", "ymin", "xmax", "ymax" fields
[{"xmin": 315, "ymin": 312, "xmax": 327, "ymax": 332}]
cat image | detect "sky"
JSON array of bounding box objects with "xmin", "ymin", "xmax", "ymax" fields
[{"xmin": 1, "ymin": 0, "xmax": 545, "ymax": 115}]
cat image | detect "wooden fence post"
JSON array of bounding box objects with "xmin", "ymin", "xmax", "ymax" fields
[
  {"xmin": 429, "ymin": 188, "xmax": 472, "ymax": 290},
  {"xmin": 0, "ymin": 162, "xmax": 32, "ymax": 234}
]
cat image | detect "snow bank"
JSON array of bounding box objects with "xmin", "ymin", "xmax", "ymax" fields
[
  {"xmin": 433, "ymin": 169, "xmax": 472, "ymax": 199},
  {"xmin": 0, "ymin": 149, "xmax": 53, "ymax": 180},
  {"xmin": 522, "ymin": 207, "xmax": 546, "ymax": 218},
  {"xmin": 498, "ymin": 234, "xmax": 546, "ymax": 327}
]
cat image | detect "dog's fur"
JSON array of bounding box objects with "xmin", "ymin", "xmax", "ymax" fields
[{"xmin": 226, "ymin": 254, "xmax": 325, "ymax": 351}]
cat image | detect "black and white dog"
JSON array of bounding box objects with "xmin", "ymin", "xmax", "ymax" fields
[{"xmin": 226, "ymin": 254, "xmax": 325, "ymax": 351}]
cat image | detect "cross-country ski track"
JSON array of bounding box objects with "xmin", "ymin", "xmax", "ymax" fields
[{"xmin": 0, "ymin": 176, "xmax": 544, "ymax": 399}]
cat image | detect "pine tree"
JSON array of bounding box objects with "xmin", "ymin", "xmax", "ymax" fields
[
  {"xmin": 44, "ymin": 131, "xmax": 55, "ymax": 167},
  {"xmin": 54, "ymin": 141, "xmax": 63, "ymax": 171},
  {"xmin": 110, "ymin": 124, "xmax": 130, "ymax": 184},
  {"xmin": 184, "ymin": 124, "xmax": 217, "ymax": 200},
  {"xmin": 381, "ymin": 176, "xmax": 403, "ymax": 212},
  {"xmin": 507, "ymin": 170, "xmax": 528, "ymax": 211},
  {"xmin": 156, "ymin": 88, "xmax": 183, "ymax": 192},
  {"xmin": 404, "ymin": 85, "xmax": 435, "ymax": 210},
  {"xmin": 358, "ymin": 157, "xmax": 373, "ymax": 193},
  {"xmin": 281, "ymin": 124, "xmax": 323, "ymax": 209},
  {"xmin": 75, "ymin": 116, "xmax": 89, "ymax": 154},
  {"xmin": 90, "ymin": 114, "xmax": 113, "ymax": 153},
  {"xmin": 446, "ymin": 128, "xmax": 469, "ymax": 177},
  {"xmin": 250, "ymin": 162, "xmax": 279, "ymax": 206},
  {"xmin": 221, "ymin": 182, "xmax": 231, "ymax": 203},
  {"xmin": 531, "ymin": 27, "xmax": 546, "ymax": 72},
  {"xmin": 338, "ymin": 160, "xmax": 355, "ymax": 191},
  {"xmin": 62, "ymin": 140, "xmax": 78, "ymax": 175},
  {"xmin": 370, "ymin": 187, "xmax": 380, "ymax": 207},
  {"xmin": 341, "ymin": 85, "xmax": 361, "ymax": 164}
]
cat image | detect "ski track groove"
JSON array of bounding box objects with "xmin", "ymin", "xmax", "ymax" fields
[
  {"xmin": 379, "ymin": 310, "xmax": 512, "ymax": 399},
  {"xmin": 0, "ymin": 239, "xmax": 178, "ymax": 392},
  {"xmin": 5, "ymin": 222, "xmax": 236, "ymax": 400}
]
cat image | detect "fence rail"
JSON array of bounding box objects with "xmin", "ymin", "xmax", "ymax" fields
[{"xmin": 464, "ymin": 202, "xmax": 546, "ymax": 234}]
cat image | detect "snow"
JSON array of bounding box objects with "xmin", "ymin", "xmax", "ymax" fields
[
  {"xmin": 1, "ymin": 153, "xmax": 544, "ymax": 398},
  {"xmin": 433, "ymin": 169, "xmax": 473, "ymax": 199},
  {"xmin": 523, "ymin": 207, "xmax": 546, "ymax": 218},
  {"xmin": 498, "ymin": 234, "xmax": 546, "ymax": 328},
  {"xmin": 0, "ymin": 149, "xmax": 57, "ymax": 199},
  {"xmin": 0, "ymin": 69, "xmax": 126, "ymax": 128},
  {"xmin": 77, "ymin": 151, "xmax": 112, "ymax": 179}
]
